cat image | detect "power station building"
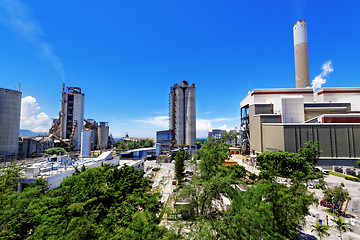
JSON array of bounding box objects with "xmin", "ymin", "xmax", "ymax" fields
[
  {"xmin": 240, "ymin": 20, "xmax": 360, "ymax": 167},
  {"xmin": 169, "ymin": 81, "xmax": 196, "ymax": 146},
  {"xmin": 0, "ymin": 87, "xmax": 22, "ymax": 160}
]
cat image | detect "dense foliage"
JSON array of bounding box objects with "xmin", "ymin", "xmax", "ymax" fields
[
  {"xmin": 195, "ymin": 137, "xmax": 231, "ymax": 180},
  {"xmin": 323, "ymin": 183, "xmax": 351, "ymax": 215},
  {"xmin": 256, "ymin": 141, "xmax": 321, "ymax": 179},
  {"xmin": 42, "ymin": 147, "xmax": 67, "ymax": 157},
  {"xmin": 212, "ymin": 182, "xmax": 316, "ymax": 240},
  {"xmin": 174, "ymin": 145, "xmax": 188, "ymax": 183},
  {"xmin": 172, "ymin": 138, "xmax": 317, "ymax": 240},
  {"xmin": 0, "ymin": 164, "xmax": 163, "ymax": 239},
  {"xmin": 114, "ymin": 138, "xmax": 154, "ymax": 152}
]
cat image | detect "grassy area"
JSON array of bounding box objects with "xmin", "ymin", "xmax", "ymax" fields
[{"xmin": 329, "ymin": 171, "xmax": 359, "ymax": 181}]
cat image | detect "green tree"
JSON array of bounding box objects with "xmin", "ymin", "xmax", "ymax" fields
[
  {"xmin": 357, "ymin": 159, "xmax": 360, "ymax": 168},
  {"xmin": 207, "ymin": 182, "xmax": 316, "ymax": 240},
  {"xmin": 221, "ymin": 131, "xmax": 238, "ymax": 145},
  {"xmin": 297, "ymin": 141, "xmax": 321, "ymax": 165},
  {"xmin": 0, "ymin": 164, "xmax": 163, "ymax": 239},
  {"xmin": 323, "ymin": 183, "xmax": 351, "ymax": 215},
  {"xmin": 114, "ymin": 138, "xmax": 154, "ymax": 152},
  {"xmin": 332, "ymin": 217, "xmax": 351, "ymax": 240},
  {"xmin": 311, "ymin": 222, "xmax": 330, "ymax": 240},
  {"xmin": 0, "ymin": 178, "xmax": 48, "ymax": 239},
  {"xmin": 195, "ymin": 137, "xmax": 231, "ymax": 180},
  {"xmin": 174, "ymin": 145, "xmax": 188, "ymax": 184},
  {"xmin": 172, "ymin": 138, "xmax": 317, "ymax": 240},
  {"xmin": 0, "ymin": 160, "xmax": 24, "ymax": 195},
  {"xmin": 42, "ymin": 147, "xmax": 67, "ymax": 157},
  {"xmin": 256, "ymin": 141, "xmax": 321, "ymax": 180},
  {"xmin": 227, "ymin": 164, "xmax": 247, "ymax": 180}
]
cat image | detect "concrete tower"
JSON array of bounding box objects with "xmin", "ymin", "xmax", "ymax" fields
[
  {"xmin": 59, "ymin": 84, "xmax": 84, "ymax": 149},
  {"xmin": 97, "ymin": 122, "xmax": 109, "ymax": 149},
  {"xmin": 169, "ymin": 81, "xmax": 196, "ymax": 146},
  {"xmin": 293, "ymin": 20, "xmax": 310, "ymax": 88},
  {"xmin": 0, "ymin": 88, "xmax": 22, "ymax": 159}
]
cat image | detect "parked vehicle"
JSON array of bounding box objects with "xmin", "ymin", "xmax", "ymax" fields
[
  {"xmin": 152, "ymin": 167, "xmax": 160, "ymax": 172},
  {"xmin": 172, "ymin": 179, "xmax": 177, "ymax": 185},
  {"xmin": 320, "ymin": 200, "xmax": 334, "ymax": 208},
  {"xmin": 184, "ymin": 177, "xmax": 191, "ymax": 182}
]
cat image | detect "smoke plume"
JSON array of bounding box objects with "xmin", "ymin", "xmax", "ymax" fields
[
  {"xmin": 311, "ymin": 60, "xmax": 333, "ymax": 90},
  {"xmin": 0, "ymin": 0, "xmax": 65, "ymax": 80}
]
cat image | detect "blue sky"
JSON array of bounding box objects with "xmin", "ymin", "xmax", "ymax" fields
[{"xmin": 1, "ymin": 0, "xmax": 360, "ymax": 138}]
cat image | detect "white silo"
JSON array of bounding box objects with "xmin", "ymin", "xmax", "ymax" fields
[
  {"xmin": 185, "ymin": 84, "xmax": 196, "ymax": 146},
  {"xmin": 175, "ymin": 86, "xmax": 185, "ymax": 144},
  {"xmin": 80, "ymin": 130, "xmax": 91, "ymax": 157},
  {"xmin": 0, "ymin": 88, "xmax": 22, "ymax": 159},
  {"xmin": 293, "ymin": 20, "xmax": 310, "ymax": 88}
]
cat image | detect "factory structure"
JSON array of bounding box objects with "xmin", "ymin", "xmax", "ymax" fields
[
  {"xmin": 49, "ymin": 84, "xmax": 84, "ymax": 148},
  {"xmin": 240, "ymin": 20, "xmax": 360, "ymax": 167},
  {"xmin": 0, "ymin": 87, "xmax": 22, "ymax": 160},
  {"xmin": 156, "ymin": 81, "xmax": 196, "ymax": 153},
  {"xmin": 48, "ymin": 84, "xmax": 112, "ymax": 156},
  {"xmin": 0, "ymin": 83, "xmax": 112, "ymax": 161}
]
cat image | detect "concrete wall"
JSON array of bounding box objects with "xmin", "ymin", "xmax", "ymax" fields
[
  {"xmin": 262, "ymin": 123, "xmax": 360, "ymax": 166},
  {"xmin": 0, "ymin": 88, "xmax": 21, "ymax": 159},
  {"xmin": 249, "ymin": 104, "xmax": 280, "ymax": 153},
  {"xmin": 262, "ymin": 124, "xmax": 285, "ymax": 151},
  {"xmin": 250, "ymin": 113, "xmax": 281, "ymax": 153}
]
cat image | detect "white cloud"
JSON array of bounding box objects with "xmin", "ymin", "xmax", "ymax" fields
[
  {"xmin": 311, "ymin": 60, "xmax": 334, "ymax": 90},
  {"xmin": 133, "ymin": 116, "xmax": 238, "ymax": 138},
  {"xmin": 21, "ymin": 96, "xmax": 51, "ymax": 132},
  {"xmin": 0, "ymin": 0, "xmax": 65, "ymax": 80},
  {"xmin": 135, "ymin": 116, "xmax": 169, "ymax": 129},
  {"xmin": 196, "ymin": 118, "xmax": 237, "ymax": 138}
]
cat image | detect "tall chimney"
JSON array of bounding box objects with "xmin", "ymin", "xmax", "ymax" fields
[{"xmin": 293, "ymin": 20, "xmax": 310, "ymax": 88}]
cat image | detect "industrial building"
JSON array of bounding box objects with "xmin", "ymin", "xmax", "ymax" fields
[
  {"xmin": 169, "ymin": 81, "xmax": 196, "ymax": 146},
  {"xmin": 156, "ymin": 130, "xmax": 173, "ymax": 151},
  {"xmin": 118, "ymin": 147, "xmax": 156, "ymax": 160},
  {"xmin": 18, "ymin": 136, "xmax": 54, "ymax": 159},
  {"xmin": 208, "ymin": 129, "xmax": 223, "ymax": 139},
  {"xmin": 0, "ymin": 87, "xmax": 22, "ymax": 161},
  {"xmin": 49, "ymin": 84, "xmax": 84, "ymax": 149},
  {"xmin": 240, "ymin": 20, "xmax": 360, "ymax": 167}
]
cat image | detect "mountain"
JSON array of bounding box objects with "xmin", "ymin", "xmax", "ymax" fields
[{"xmin": 19, "ymin": 129, "xmax": 47, "ymax": 137}]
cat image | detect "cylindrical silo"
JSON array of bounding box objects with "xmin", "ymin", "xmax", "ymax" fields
[
  {"xmin": 97, "ymin": 122, "xmax": 109, "ymax": 149},
  {"xmin": 185, "ymin": 85, "xmax": 196, "ymax": 146},
  {"xmin": 169, "ymin": 87, "xmax": 175, "ymax": 131},
  {"xmin": 175, "ymin": 87, "xmax": 185, "ymax": 145},
  {"xmin": 80, "ymin": 130, "xmax": 91, "ymax": 157},
  {"xmin": 293, "ymin": 20, "xmax": 310, "ymax": 88},
  {"xmin": 0, "ymin": 88, "xmax": 22, "ymax": 159}
]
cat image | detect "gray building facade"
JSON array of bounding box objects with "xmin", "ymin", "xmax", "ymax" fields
[{"xmin": 0, "ymin": 88, "xmax": 22, "ymax": 160}]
